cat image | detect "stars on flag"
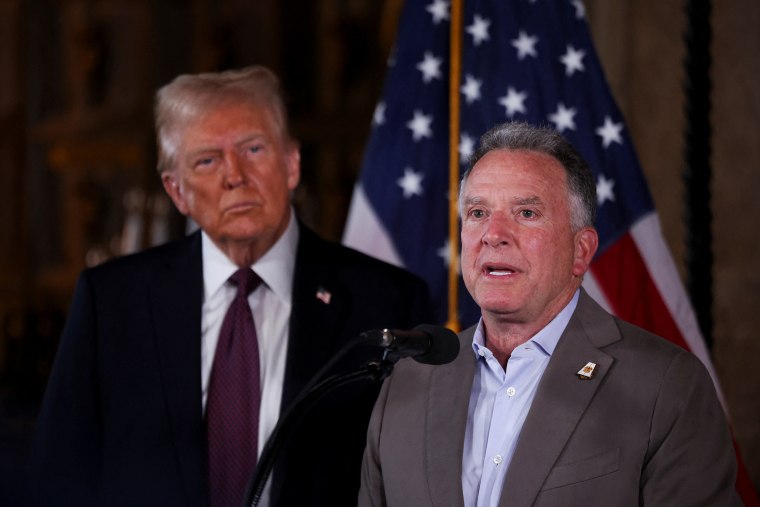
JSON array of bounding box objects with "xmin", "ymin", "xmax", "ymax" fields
[
  {"xmin": 571, "ymin": 0, "xmax": 586, "ymax": 19},
  {"xmin": 350, "ymin": 0, "xmax": 660, "ymax": 325},
  {"xmin": 596, "ymin": 174, "xmax": 616, "ymax": 206},
  {"xmin": 373, "ymin": 102, "xmax": 386, "ymax": 126},
  {"xmin": 560, "ymin": 45, "xmax": 586, "ymax": 76},
  {"xmin": 461, "ymin": 75, "xmax": 483, "ymax": 104},
  {"xmin": 406, "ymin": 110, "xmax": 434, "ymax": 141},
  {"xmin": 459, "ymin": 133, "xmax": 475, "ymax": 163},
  {"xmin": 466, "ymin": 14, "xmax": 491, "ymax": 46},
  {"xmin": 397, "ymin": 167, "xmax": 425, "ymax": 198},
  {"xmin": 548, "ymin": 103, "xmax": 577, "ymax": 132},
  {"xmin": 426, "ymin": 0, "xmax": 450, "ymax": 24},
  {"xmin": 511, "ymin": 31, "xmax": 539, "ymax": 60},
  {"xmin": 596, "ymin": 116, "xmax": 624, "ymax": 148},
  {"xmin": 387, "ymin": 46, "xmax": 397, "ymax": 68},
  {"xmin": 417, "ymin": 51, "xmax": 443, "ymax": 83},
  {"xmin": 436, "ymin": 238, "xmax": 460, "ymax": 270},
  {"xmin": 498, "ymin": 87, "xmax": 528, "ymax": 117}
]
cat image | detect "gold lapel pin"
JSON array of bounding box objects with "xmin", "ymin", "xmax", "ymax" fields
[{"xmin": 577, "ymin": 361, "xmax": 597, "ymax": 380}]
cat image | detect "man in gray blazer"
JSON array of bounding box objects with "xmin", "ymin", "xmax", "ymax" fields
[{"xmin": 358, "ymin": 122, "xmax": 740, "ymax": 506}]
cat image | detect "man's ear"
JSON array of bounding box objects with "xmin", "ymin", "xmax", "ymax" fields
[
  {"xmin": 286, "ymin": 145, "xmax": 301, "ymax": 191},
  {"xmin": 161, "ymin": 172, "xmax": 190, "ymax": 216},
  {"xmin": 572, "ymin": 227, "xmax": 599, "ymax": 276}
]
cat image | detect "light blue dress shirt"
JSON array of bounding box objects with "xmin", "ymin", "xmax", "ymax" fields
[{"xmin": 461, "ymin": 290, "xmax": 580, "ymax": 507}]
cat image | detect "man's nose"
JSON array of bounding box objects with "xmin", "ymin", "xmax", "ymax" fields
[
  {"xmin": 223, "ymin": 153, "xmax": 246, "ymax": 187},
  {"xmin": 482, "ymin": 213, "xmax": 514, "ymax": 247}
]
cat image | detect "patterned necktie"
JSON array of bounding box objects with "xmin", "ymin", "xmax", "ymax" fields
[{"xmin": 207, "ymin": 268, "xmax": 262, "ymax": 507}]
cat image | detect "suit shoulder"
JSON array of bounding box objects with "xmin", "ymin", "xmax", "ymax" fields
[
  {"xmin": 80, "ymin": 233, "xmax": 199, "ymax": 283},
  {"xmin": 606, "ymin": 316, "xmax": 712, "ymax": 386},
  {"xmin": 614, "ymin": 318, "xmax": 691, "ymax": 357},
  {"xmin": 578, "ymin": 292, "xmax": 696, "ymax": 363},
  {"xmin": 299, "ymin": 228, "xmax": 427, "ymax": 286},
  {"xmin": 340, "ymin": 244, "xmax": 424, "ymax": 281}
]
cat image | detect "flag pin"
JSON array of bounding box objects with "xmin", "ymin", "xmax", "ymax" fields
[
  {"xmin": 316, "ymin": 287, "xmax": 332, "ymax": 305},
  {"xmin": 577, "ymin": 362, "xmax": 597, "ymax": 380}
]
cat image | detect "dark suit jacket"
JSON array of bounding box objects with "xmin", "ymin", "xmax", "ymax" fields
[
  {"xmin": 29, "ymin": 224, "xmax": 432, "ymax": 507},
  {"xmin": 359, "ymin": 289, "xmax": 741, "ymax": 506}
]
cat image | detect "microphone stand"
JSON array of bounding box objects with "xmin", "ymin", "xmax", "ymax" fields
[{"xmin": 244, "ymin": 356, "xmax": 396, "ymax": 507}]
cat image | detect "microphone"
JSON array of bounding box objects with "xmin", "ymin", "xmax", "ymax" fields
[{"xmin": 361, "ymin": 324, "xmax": 459, "ymax": 365}]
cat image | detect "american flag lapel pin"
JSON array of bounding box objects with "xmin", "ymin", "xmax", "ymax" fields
[
  {"xmin": 577, "ymin": 362, "xmax": 597, "ymax": 380},
  {"xmin": 315, "ymin": 286, "xmax": 332, "ymax": 305}
]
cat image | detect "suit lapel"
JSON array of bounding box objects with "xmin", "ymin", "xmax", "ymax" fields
[
  {"xmin": 427, "ymin": 329, "xmax": 476, "ymax": 507},
  {"xmin": 268, "ymin": 225, "xmax": 348, "ymax": 503},
  {"xmin": 280, "ymin": 225, "xmax": 346, "ymax": 408},
  {"xmin": 149, "ymin": 232, "xmax": 207, "ymax": 502},
  {"xmin": 498, "ymin": 292, "xmax": 618, "ymax": 507}
]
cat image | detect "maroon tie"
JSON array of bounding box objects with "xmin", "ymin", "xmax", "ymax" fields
[{"xmin": 207, "ymin": 268, "xmax": 262, "ymax": 507}]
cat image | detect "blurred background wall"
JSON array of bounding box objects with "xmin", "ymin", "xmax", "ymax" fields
[{"xmin": 0, "ymin": 0, "xmax": 758, "ymax": 502}]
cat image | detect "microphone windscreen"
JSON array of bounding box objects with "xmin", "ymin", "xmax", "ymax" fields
[{"xmin": 412, "ymin": 324, "xmax": 460, "ymax": 365}]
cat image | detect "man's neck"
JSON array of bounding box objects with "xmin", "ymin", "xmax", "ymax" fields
[
  {"xmin": 214, "ymin": 212, "xmax": 294, "ymax": 268},
  {"xmin": 481, "ymin": 288, "xmax": 579, "ymax": 369}
]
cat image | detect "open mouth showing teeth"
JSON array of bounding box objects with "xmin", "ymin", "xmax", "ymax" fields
[{"xmin": 487, "ymin": 267, "xmax": 514, "ymax": 276}]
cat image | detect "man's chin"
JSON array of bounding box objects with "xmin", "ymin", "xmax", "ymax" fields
[
  {"xmin": 218, "ymin": 221, "xmax": 287, "ymax": 245},
  {"xmin": 476, "ymin": 297, "xmax": 525, "ymax": 320}
]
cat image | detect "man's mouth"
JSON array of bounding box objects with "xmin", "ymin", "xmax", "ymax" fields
[
  {"xmin": 485, "ymin": 265, "xmax": 516, "ymax": 276},
  {"xmin": 225, "ymin": 201, "xmax": 258, "ymax": 213}
]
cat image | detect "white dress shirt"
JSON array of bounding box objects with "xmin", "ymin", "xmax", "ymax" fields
[
  {"xmin": 461, "ymin": 290, "xmax": 580, "ymax": 507},
  {"xmin": 199, "ymin": 211, "xmax": 298, "ymax": 462}
]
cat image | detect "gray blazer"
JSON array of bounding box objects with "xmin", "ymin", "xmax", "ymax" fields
[{"xmin": 359, "ymin": 289, "xmax": 741, "ymax": 506}]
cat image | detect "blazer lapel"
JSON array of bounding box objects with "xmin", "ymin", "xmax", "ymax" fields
[
  {"xmin": 498, "ymin": 292, "xmax": 618, "ymax": 507},
  {"xmin": 149, "ymin": 232, "xmax": 207, "ymax": 502},
  {"xmin": 427, "ymin": 329, "xmax": 477, "ymax": 507}
]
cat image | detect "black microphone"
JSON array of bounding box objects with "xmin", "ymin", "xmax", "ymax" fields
[{"xmin": 361, "ymin": 324, "xmax": 460, "ymax": 365}]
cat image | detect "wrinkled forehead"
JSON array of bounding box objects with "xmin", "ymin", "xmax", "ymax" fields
[
  {"xmin": 467, "ymin": 149, "xmax": 567, "ymax": 188},
  {"xmin": 459, "ymin": 149, "xmax": 570, "ymax": 213}
]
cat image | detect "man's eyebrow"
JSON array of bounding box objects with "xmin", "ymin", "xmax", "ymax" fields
[
  {"xmin": 185, "ymin": 133, "xmax": 268, "ymax": 157},
  {"xmin": 463, "ymin": 195, "xmax": 544, "ymax": 207},
  {"xmin": 513, "ymin": 196, "xmax": 542, "ymax": 206},
  {"xmin": 463, "ymin": 195, "xmax": 488, "ymax": 207},
  {"xmin": 234, "ymin": 133, "xmax": 266, "ymax": 147},
  {"xmin": 186, "ymin": 146, "xmax": 220, "ymax": 157}
]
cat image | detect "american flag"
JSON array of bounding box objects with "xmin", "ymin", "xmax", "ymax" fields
[{"xmin": 342, "ymin": 1, "xmax": 756, "ymax": 500}]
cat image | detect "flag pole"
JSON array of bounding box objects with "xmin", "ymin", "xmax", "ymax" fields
[{"xmin": 446, "ymin": 0, "xmax": 463, "ymax": 332}]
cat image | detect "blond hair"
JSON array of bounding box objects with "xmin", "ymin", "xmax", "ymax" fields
[{"xmin": 154, "ymin": 66, "xmax": 291, "ymax": 173}]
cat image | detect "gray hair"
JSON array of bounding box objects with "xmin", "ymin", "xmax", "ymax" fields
[
  {"xmin": 154, "ymin": 66, "xmax": 291, "ymax": 173},
  {"xmin": 459, "ymin": 122, "xmax": 597, "ymax": 231}
]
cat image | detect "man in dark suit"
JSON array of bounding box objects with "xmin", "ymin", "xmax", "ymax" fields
[
  {"xmin": 29, "ymin": 66, "xmax": 431, "ymax": 507},
  {"xmin": 358, "ymin": 122, "xmax": 740, "ymax": 506}
]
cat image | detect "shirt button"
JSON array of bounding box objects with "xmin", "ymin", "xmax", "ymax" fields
[
  {"xmin": 506, "ymin": 387, "xmax": 516, "ymax": 397},
  {"xmin": 493, "ymin": 454, "xmax": 503, "ymax": 465}
]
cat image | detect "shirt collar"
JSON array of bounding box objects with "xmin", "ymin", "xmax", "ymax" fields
[
  {"xmin": 471, "ymin": 289, "xmax": 581, "ymax": 359},
  {"xmin": 202, "ymin": 208, "xmax": 299, "ymax": 304}
]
